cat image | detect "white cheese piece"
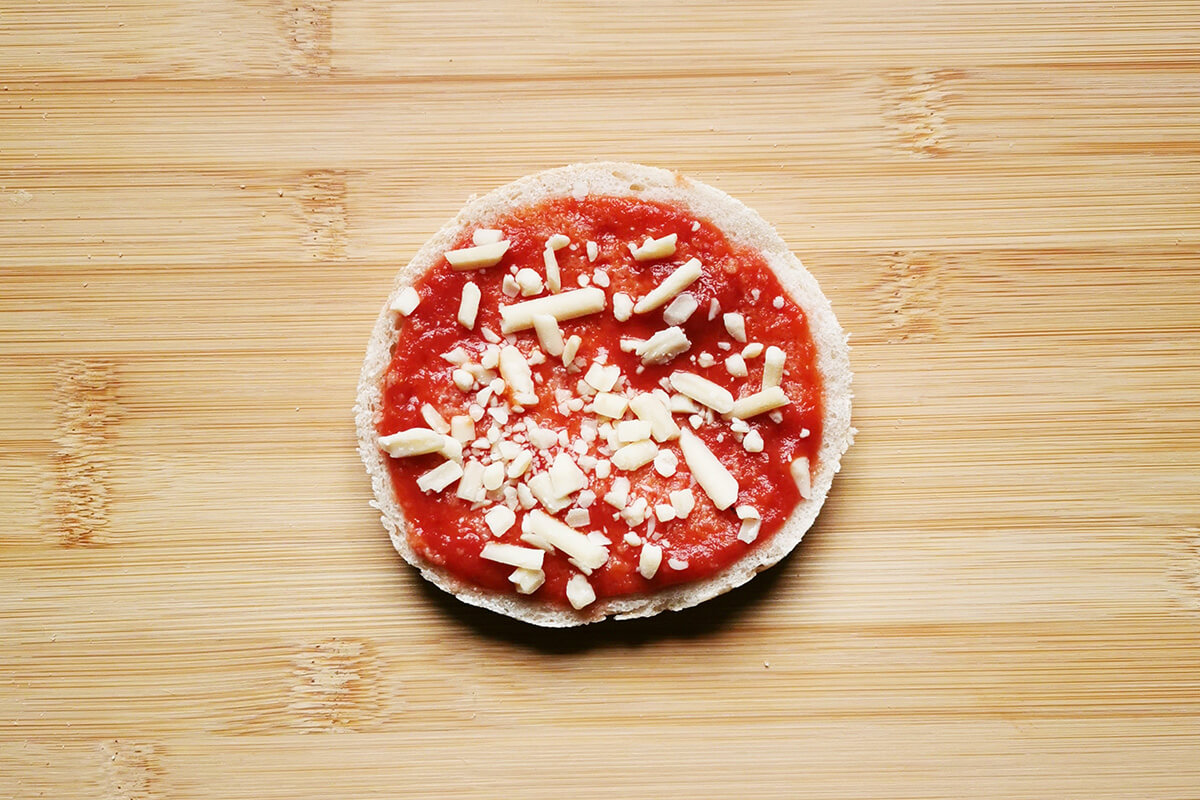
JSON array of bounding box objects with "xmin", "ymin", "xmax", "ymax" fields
[
  {"xmin": 547, "ymin": 233, "xmax": 570, "ymax": 251},
  {"xmin": 531, "ymin": 313, "xmax": 565, "ymax": 357},
  {"xmin": 669, "ymin": 489, "xmax": 696, "ymax": 518},
  {"xmin": 473, "ymin": 228, "xmax": 504, "ymax": 246},
  {"xmin": 559, "ymin": 335, "xmax": 580, "ymax": 367},
  {"xmin": 450, "ymin": 415, "xmax": 475, "ymax": 443},
  {"xmin": 516, "ymin": 481, "xmax": 537, "ymax": 509},
  {"xmin": 481, "ymin": 346, "xmax": 500, "ymax": 370},
  {"xmin": 508, "ymin": 566, "xmax": 545, "ymax": 595},
  {"xmin": 723, "ymin": 312, "xmax": 747, "ymax": 342},
  {"xmin": 612, "ymin": 292, "xmax": 634, "ymax": 322},
  {"xmin": 624, "ymin": 532, "xmax": 642, "ymax": 547},
  {"xmin": 498, "ymin": 345, "xmax": 538, "ymax": 406},
  {"xmin": 420, "ymin": 404, "xmax": 450, "ymax": 434},
  {"xmin": 763, "ymin": 345, "xmax": 786, "ymax": 389},
  {"xmin": 592, "ymin": 391, "xmax": 629, "ymax": 419},
  {"xmin": 378, "ymin": 428, "xmax": 446, "ymax": 458},
  {"xmin": 800, "ymin": 427, "xmax": 811, "ymax": 439},
  {"xmin": 565, "ymin": 507, "xmax": 590, "ymax": 528},
  {"xmin": 480, "ymin": 326, "xmax": 502, "ymax": 344},
  {"xmin": 604, "ymin": 477, "xmax": 631, "ymax": 509},
  {"xmin": 594, "ymin": 458, "xmax": 612, "ymax": 479},
  {"xmin": 506, "ymin": 448, "xmax": 533, "ymax": 479},
  {"xmin": 487, "ymin": 405, "xmax": 510, "ymax": 426},
  {"xmin": 629, "ymin": 393, "xmax": 681, "ymax": 442},
  {"xmin": 669, "ymin": 371, "xmax": 734, "ymax": 414},
  {"xmin": 707, "ymin": 297, "xmax": 721, "ymax": 321},
  {"xmin": 619, "ymin": 337, "xmax": 643, "ymax": 354},
  {"xmin": 584, "ymin": 362, "xmax": 620, "ymax": 393},
  {"xmin": 742, "ymin": 342, "xmax": 764, "ymax": 359},
  {"xmin": 515, "ymin": 267, "xmax": 544, "ymax": 297},
  {"xmin": 390, "ymin": 286, "xmax": 420, "ymax": 316},
  {"xmin": 502, "ymin": 485, "xmax": 519, "ymax": 509},
  {"xmin": 636, "ymin": 326, "xmax": 692, "ymax": 365},
  {"xmin": 586, "ymin": 240, "xmax": 599, "ymax": 261},
  {"xmin": 790, "ymin": 456, "xmax": 812, "ymax": 499},
  {"xmin": 416, "ymin": 460, "xmax": 463, "ymax": 493},
  {"xmin": 611, "ymin": 440, "xmax": 659, "ymax": 471},
  {"xmin": 696, "ymin": 352, "xmax": 716, "ymax": 368},
  {"xmin": 549, "ymin": 453, "xmax": 587, "ymax": 497},
  {"xmin": 629, "ymin": 233, "xmax": 678, "ymax": 261},
  {"xmin": 634, "ymin": 257, "xmax": 702, "ymax": 314},
  {"xmin": 484, "ymin": 506, "xmax": 518, "ymax": 538},
  {"xmin": 527, "ymin": 509, "xmax": 609, "ymax": 573},
  {"xmin": 668, "ymin": 393, "xmax": 700, "ymax": 414},
  {"xmin": 730, "ymin": 417, "xmax": 751, "ymax": 434},
  {"xmin": 772, "ymin": 295, "xmax": 785, "ymax": 309},
  {"xmin": 668, "ymin": 558, "xmax": 689, "ymax": 571},
  {"xmin": 653, "ymin": 449, "xmax": 678, "ymax": 477},
  {"xmin": 566, "ymin": 574, "xmax": 596, "ymax": 609},
  {"xmin": 482, "ymin": 461, "xmax": 505, "ymax": 492},
  {"xmin": 528, "ymin": 472, "xmax": 571, "ymax": 513},
  {"xmin": 441, "ymin": 346, "xmax": 470, "ymax": 365},
  {"xmin": 446, "ymin": 240, "xmax": 511, "ymax": 270},
  {"xmin": 499, "ymin": 287, "xmax": 606, "ymax": 333},
  {"xmin": 769, "ymin": 410, "xmax": 784, "ymax": 424},
  {"xmin": 730, "ymin": 386, "xmax": 790, "ymax": 419},
  {"xmin": 440, "ymin": 435, "xmax": 463, "ymax": 464},
  {"xmin": 528, "ymin": 424, "xmax": 559, "ymax": 450},
  {"xmin": 638, "ymin": 543, "xmax": 663, "ymax": 579},
  {"xmin": 481, "ymin": 540, "xmax": 543, "ymax": 570},
  {"xmin": 542, "ymin": 246, "xmax": 562, "ymax": 293},
  {"xmin": 577, "ymin": 489, "xmax": 596, "ymax": 507},
  {"xmin": 743, "ymin": 429, "xmax": 764, "ymax": 453},
  {"xmin": 725, "ymin": 353, "xmax": 748, "ymax": 377},
  {"xmin": 497, "ymin": 440, "xmax": 520, "ymax": 461},
  {"xmin": 616, "ymin": 419, "xmax": 652, "ymax": 443},
  {"xmin": 501, "ymin": 273, "xmax": 520, "ymax": 297},
  {"xmin": 457, "ymin": 281, "xmax": 481, "ymax": 329},
  {"xmin": 654, "ymin": 503, "xmax": 677, "ymax": 522},
  {"xmin": 678, "ymin": 428, "xmax": 739, "ymax": 510},
  {"xmin": 736, "ymin": 505, "xmax": 761, "ymax": 543},
  {"xmin": 592, "ymin": 269, "xmax": 610, "ymax": 287},
  {"xmin": 662, "ymin": 292, "xmax": 699, "ymax": 326},
  {"xmin": 621, "ymin": 496, "xmax": 649, "ymax": 526}
]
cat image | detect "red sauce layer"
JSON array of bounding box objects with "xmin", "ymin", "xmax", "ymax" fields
[{"xmin": 379, "ymin": 196, "xmax": 823, "ymax": 606}]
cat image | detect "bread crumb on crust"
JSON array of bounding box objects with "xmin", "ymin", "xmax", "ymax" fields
[{"xmin": 354, "ymin": 162, "xmax": 852, "ymax": 627}]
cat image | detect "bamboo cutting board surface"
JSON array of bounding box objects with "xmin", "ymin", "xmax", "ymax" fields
[{"xmin": 3, "ymin": 2, "xmax": 1199, "ymax": 798}]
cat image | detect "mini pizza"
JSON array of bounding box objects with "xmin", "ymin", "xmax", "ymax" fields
[{"xmin": 355, "ymin": 162, "xmax": 852, "ymax": 626}]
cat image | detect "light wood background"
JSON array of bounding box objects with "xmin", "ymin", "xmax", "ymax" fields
[{"xmin": 3, "ymin": 2, "xmax": 1199, "ymax": 798}]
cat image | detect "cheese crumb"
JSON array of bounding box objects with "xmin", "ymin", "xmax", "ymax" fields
[
  {"xmin": 604, "ymin": 477, "xmax": 631, "ymax": 508},
  {"xmin": 446, "ymin": 240, "xmax": 511, "ymax": 270},
  {"xmin": 501, "ymin": 274, "xmax": 520, "ymax": 297},
  {"xmin": 592, "ymin": 391, "xmax": 629, "ymax": 419},
  {"xmin": 653, "ymin": 449, "xmax": 678, "ymax": 477},
  {"xmin": 624, "ymin": 532, "xmax": 642, "ymax": 546},
  {"xmin": 654, "ymin": 503, "xmax": 677, "ymax": 522},
  {"xmin": 742, "ymin": 342, "xmax": 764, "ymax": 359},
  {"xmin": 662, "ymin": 292, "xmax": 699, "ymax": 326},
  {"xmin": 483, "ymin": 506, "xmax": 517, "ymax": 537},
  {"xmin": 566, "ymin": 574, "xmax": 596, "ymax": 609},
  {"xmin": 725, "ymin": 354, "xmax": 748, "ymax": 377},
  {"xmin": 668, "ymin": 558, "xmax": 689, "ymax": 571},
  {"xmin": 612, "ymin": 292, "xmax": 634, "ymax": 322},
  {"xmin": 707, "ymin": 298, "xmax": 721, "ymax": 321},
  {"xmin": 562, "ymin": 335, "xmax": 582, "ymax": 367},
  {"xmin": 565, "ymin": 507, "xmax": 590, "ymax": 528},
  {"xmin": 772, "ymin": 295, "xmax": 784, "ymax": 309},
  {"xmin": 473, "ymin": 228, "xmax": 504, "ymax": 246},
  {"xmin": 629, "ymin": 233, "xmax": 678, "ymax": 261},
  {"xmin": 416, "ymin": 460, "xmax": 463, "ymax": 493},
  {"xmin": 592, "ymin": 269, "xmax": 610, "ymax": 287},
  {"xmin": 669, "ymin": 489, "xmax": 695, "ymax": 518},
  {"xmin": 509, "ymin": 567, "xmax": 545, "ymax": 594},
  {"xmin": 763, "ymin": 346, "xmax": 786, "ymax": 389},
  {"xmin": 636, "ymin": 326, "xmax": 692, "ymax": 366},
  {"xmin": 532, "ymin": 313, "xmax": 565, "ymax": 357},
  {"xmin": 418, "ymin": 404, "xmax": 450, "ymax": 434},
  {"xmin": 743, "ymin": 430, "xmax": 764, "ymax": 453},
  {"xmin": 678, "ymin": 429, "xmax": 739, "ymax": 510},
  {"xmin": 584, "ymin": 362, "xmax": 620, "ymax": 393},
  {"xmin": 450, "ymin": 415, "xmax": 475, "ymax": 443},
  {"xmin": 547, "ymin": 233, "xmax": 570, "ymax": 251},
  {"xmin": 390, "ymin": 286, "xmax": 420, "ymax": 316},
  {"xmin": 611, "ymin": 440, "xmax": 659, "ymax": 471},
  {"xmin": 629, "ymin": 393, "xmax": 680, "ymax": 442},
  {"xmin": 730, "ymin": 386, "xmax": 790, "ymax": 420},
  {"xmin": 457, "ymin": 282, "xmax": 481, "ymax": 329},
  {"xmin": 586, "ymin": 240, "xmax": 599, "ymax": 262},
  {"xmin": 638, "ymin": 543, "xmax": 663, "ymax": 579},
  {"xmin": 616, "ymin": 419, "xmax": 652, "ymax": 443},
  {"xmin": 515, "ymin": 267, "xmax": 544, "ymax": 296},
  {"xmin": 542, "ymin": 246, "xmax": 562, "ymax": 293},
  {"xmin": 736, "ymin": 505, "xmax": 761, "ymax": 543},
  {"xmin": 634, "ymin": 257, "xmax": 702, "ymax": 314},
  {"xmin": 790, "ymin": 457, "xmax": 812, "ymax": 498},
  {"xmin": 669, "ymin": 371, "xmax": 734, "ymax": 414}
]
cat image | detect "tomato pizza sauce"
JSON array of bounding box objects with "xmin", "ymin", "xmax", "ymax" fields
[{"xmin": 377, "ymin": 196, "xmax": 823, "ymax": 607}]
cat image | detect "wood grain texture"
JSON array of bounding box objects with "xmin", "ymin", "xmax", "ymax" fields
[{"xmin": 2, "ymin": 2, "xmax": 1199, "ymax": 798}]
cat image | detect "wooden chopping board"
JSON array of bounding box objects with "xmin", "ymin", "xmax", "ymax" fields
[{"xmin": 3, "ymin": 2, "xmax": 1199, "ymax": 797}]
